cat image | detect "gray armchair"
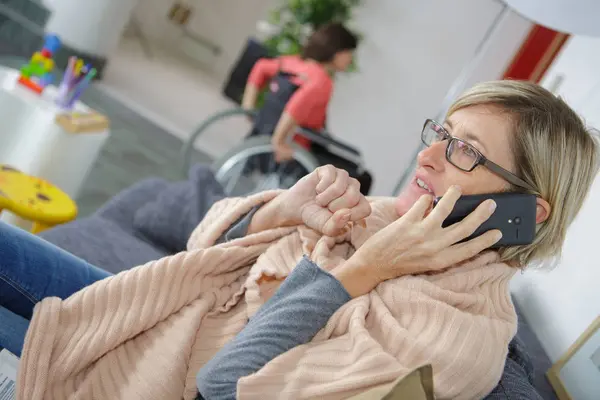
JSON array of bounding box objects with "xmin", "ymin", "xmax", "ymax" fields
[{"xmin": 40, "ymin": 164, "xmax": 225, "ymax": 274}]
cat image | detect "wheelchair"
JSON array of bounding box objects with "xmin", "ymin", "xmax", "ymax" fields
[{"xmin": 180, "ymin": 71, "xmax": 372, "ymax": 197}]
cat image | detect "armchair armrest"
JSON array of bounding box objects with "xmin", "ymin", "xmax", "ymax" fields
[
  {"xmin": 96, "ymin": 178, "xmax": 170, "ymax": 231},
  {"xmin": 295, "ymin": 127, "xmax": 363, "ymax": 166}
]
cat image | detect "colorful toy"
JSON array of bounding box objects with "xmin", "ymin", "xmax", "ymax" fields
[{"xmin": 18, "ymin": 34, "xmax": 62, "ymax": 94}]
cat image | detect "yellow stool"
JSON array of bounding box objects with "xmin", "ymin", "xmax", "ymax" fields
[{"xmin": 0, "ymin": 165, "xmax": 78, "ymax": 233}]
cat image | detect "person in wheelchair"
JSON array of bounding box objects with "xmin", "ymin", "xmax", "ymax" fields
[{"xmin": 241, "ymin": 22, "xmax": 373, "ymax": 194}]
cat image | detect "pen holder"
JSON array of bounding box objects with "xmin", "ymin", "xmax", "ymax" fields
[
  {"xmin": 55, "ymin": 81, "xmax": 74, "ymax": 109},
  {"xmin": 55, "ymin": 56, "xmax": 96, "ymax": 110}
]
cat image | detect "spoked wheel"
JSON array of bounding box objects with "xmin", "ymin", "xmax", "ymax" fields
[{"xmin": 211, "ymin": 136, "xmax": 320, "ymax": 196}]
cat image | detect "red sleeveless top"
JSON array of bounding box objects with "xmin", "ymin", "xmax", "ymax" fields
[{"xmin": 247, "ymin": 55, "xmax": 333, "ymax": 148}]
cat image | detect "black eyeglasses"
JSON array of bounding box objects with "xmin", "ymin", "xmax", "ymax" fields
[{"xmin": 421, "ymin": 119, "xmax": 535, "ymax": 192}]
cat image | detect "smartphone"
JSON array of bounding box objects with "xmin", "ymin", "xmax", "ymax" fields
[{"xmin": 434, "ymin": 192, "xmax": 537, "ymax": 248}]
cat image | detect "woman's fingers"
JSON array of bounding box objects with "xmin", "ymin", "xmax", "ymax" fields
[
  {"xmin": 441, "ymin": 229, "xmax": 502, "ymax": 267},
  {"xmin": 351, "ymin": 195, "xmax": 372, "ymax": 223},
  {"xmin": 321, "ymin": 208, "xmax": 352, "ymax": 236},
  {"xmin": 315, "ymin": 165, "xmax": 337, "ymax": 194},
  {"xmin": 440, "ymin": 199, "xmax": 497, "ymax": 247},
  {"xmin": 327, "ymin": 178, "xmax": 361, "ymax": 213},
  {"xmin": 316, "ymin": 167, "xmax": 349, "ymax": 206},
  {"xmin": 424, "ymin": 185, "xmax": 462, "ymax": 227},
  {"xmin": 402, "ymin": 194, "xmax": 434, "ymax": 222},
  {"xmin": 273, "ymin": 144, "xmax": 294, "ymax": 163},
  {"xmin": 327, "ymin": 179, "xmax": 370, "ymax": 229}
]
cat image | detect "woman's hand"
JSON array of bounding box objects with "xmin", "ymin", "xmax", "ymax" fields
[
  {"xmin": 332, "ymin": 186, "xmax": 502, "ymax": 298},
  {"xmin": 273, "ymin": 142, "xmax": 295, "ymax": 163},
  {"xmin": 291, "ymin": 165, "xmax": 371, "ymax": 236},
  {"xmin": 248, "ymin": 165, "xmax": 371, "ymax": 236},
  {"xmin": 271, "ymin": 112, "xmax": 299, "ymax": 163}
]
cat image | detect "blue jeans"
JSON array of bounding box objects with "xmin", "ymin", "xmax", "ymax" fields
[{"xmin": 0, "ymin": 222, "xmax": 111, "ymax": 356}]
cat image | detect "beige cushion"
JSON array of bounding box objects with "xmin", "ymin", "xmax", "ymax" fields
[{"xmin": 347, "ymin": 365, "xmax": 434, "ymax": 400}]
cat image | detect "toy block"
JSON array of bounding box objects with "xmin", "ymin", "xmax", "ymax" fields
[
  {"xmin": 44, "ymin": 58, "xmax": 54, "ymax": 71},
  {"xmin": 17, "ymin": 76, "xmax": 43, "ymax": 94},
  {"xmin": 20, "ymin": 66, "xmax": 32, "ymax": 78},
  {"xmin": 29, "ymin": 63, "xmax": 47, "ymax": 76},
  {"xmin": 43, "ymin": 34, "xmax": 61, "ymax": 54},
  {"xmin": 39, "ymin": 73, "xmax": 53, "ymax": 87},
  {"xmin": 28, "ymin": 58, "xmax": 54, "ymax": 74},
  {"xmin": 31, "ymin": 57, "xmax": 54, "ymax": 72},
  {"xmin": 16, "ymin": 33, "xmax": 61, "ymax": 95},
  {"xmin": 31, "ymin": 52, "xmax": 44, "ymax": 64}
]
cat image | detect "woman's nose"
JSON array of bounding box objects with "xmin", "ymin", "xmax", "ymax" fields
[{"xmin": 417, "ymin": 141, "xmax": 447, "ymax": 171}]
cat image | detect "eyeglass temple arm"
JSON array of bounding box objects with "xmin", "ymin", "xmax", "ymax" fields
[{"xmin": 482, "ymin": 159, "xmax": 536, "ymax": 192}]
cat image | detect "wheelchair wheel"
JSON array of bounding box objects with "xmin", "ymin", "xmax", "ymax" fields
[{"xmin": 212, "ymin": 135, "xmax": 319, "ymax": 196}]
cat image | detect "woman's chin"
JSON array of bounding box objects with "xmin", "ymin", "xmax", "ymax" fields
[
  {"xmin": 395, "ymin": 178, "xmax": 437, "ymax": 216},
  {"xmin": 395, "ymin": 192, "xmax": 419, "ymax": 216}
]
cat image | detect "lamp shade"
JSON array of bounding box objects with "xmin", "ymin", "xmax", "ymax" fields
[{"xmin": 504, "ymin": 0, "xmax": 600, "ymax": 37}]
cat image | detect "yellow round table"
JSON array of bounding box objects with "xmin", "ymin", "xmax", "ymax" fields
[{"xmin": 0, "ymin": 165, "xmax": 78, "ymax": 233}]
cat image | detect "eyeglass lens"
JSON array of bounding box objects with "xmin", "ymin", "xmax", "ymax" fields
[{"xmin": 422, "ymin": 122, "xmax": 478, "ymax": 171}]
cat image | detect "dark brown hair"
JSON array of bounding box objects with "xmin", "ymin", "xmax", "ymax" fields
[{"xmin": 301, "ymin": 22, "xmax": 358, "ymax": 63}]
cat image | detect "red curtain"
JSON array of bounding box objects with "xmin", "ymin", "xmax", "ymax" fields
[{"xmin": 502, "ymin": 25, "xmax": 569, "ymax": 83}]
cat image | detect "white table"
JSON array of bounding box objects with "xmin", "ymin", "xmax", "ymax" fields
[
  {"xmin": 0, "ymin": 66, "xmax": 110, "ymax": 199},
  {"xmin": 0, "ymin": 66, "xmax": 110, "ymax": 227}
]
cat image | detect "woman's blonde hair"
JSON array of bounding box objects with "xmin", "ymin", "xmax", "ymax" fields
[{"xmin": 448, "ymin": 80, "xmax": 599, "ymax": 267}]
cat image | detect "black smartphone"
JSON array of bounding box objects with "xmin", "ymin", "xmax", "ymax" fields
[{"xmin": 434, "ymin": 192, "xmax": 537, "ymax": 248}]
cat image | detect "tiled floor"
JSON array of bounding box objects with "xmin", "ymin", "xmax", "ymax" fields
[{"xmin": 97, "ymin": 38, "xmax": 253, "ymax": 159}]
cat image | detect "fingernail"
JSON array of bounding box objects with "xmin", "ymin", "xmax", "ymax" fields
[
  {"xmin": 342, "ymin": 211, "xmax": 352, "ymax": 220},
  {"xmin": 453, "ymin": 185, "xmax": 462, "ymax": 193},
  {"xmin": 489, "ymin": 200, "xmax": 497, "ymax": 212},
  {"xmin": 495, "ymin": 230, "xmax": 503, "ymax": 241}
]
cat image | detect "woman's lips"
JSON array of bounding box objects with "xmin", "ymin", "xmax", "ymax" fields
[{"xmin": 413, "ymin": 175, "xmax": 435, "ymax": 197}]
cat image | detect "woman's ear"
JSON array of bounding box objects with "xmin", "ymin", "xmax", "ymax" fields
[{"xmin": 535, "ymin": 197, "xmax": 551, "ymax": 224}]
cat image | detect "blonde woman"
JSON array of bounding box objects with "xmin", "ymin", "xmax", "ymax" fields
[
  {"xmin": 1, "ymin": 81, "xmax": 597, "ymax": 400},
  {"xmin": 196, "ymin": 80, "xmax": 598, "ymax": 399}
]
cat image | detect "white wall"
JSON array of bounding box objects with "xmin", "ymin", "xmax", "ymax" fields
[
  {"xmin": 327, "ymin": 0, "xmax": 531, "ymax": 194},
  {"xmin": 131, "ymin": 0, "xmax": 277, "ymax": 75},
  {"xmin": 131, "ymin": 0, "xmax": 530, "ymax": 195},
  {"xmin": 44, "ymin": 0, "xmax": 138, "ymax": 57},
  {"xmin": 511, "ymin": 36, "xmax": 600, "ymax": 362}
]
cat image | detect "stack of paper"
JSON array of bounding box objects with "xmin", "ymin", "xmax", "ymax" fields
[{"xmin": 0, "ymin": 349, "xmax": 19, "ymax": 400}]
